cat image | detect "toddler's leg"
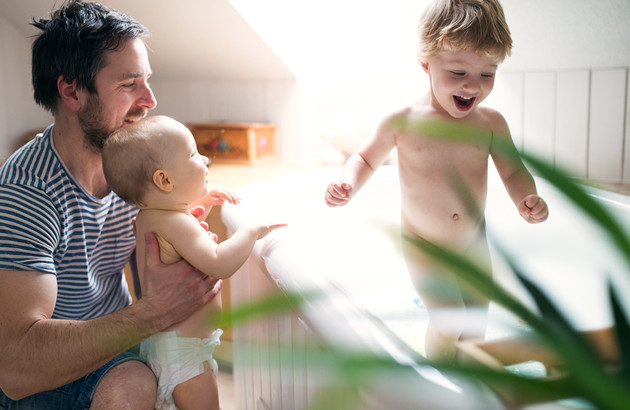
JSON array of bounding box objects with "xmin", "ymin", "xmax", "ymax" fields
[
  {"xmin": 458, "ymin": 232, "xmax": 492, "ymax": 342},
  {"xmin": 172, "ymin": 363, "xmax": 219, "ymax": 410},
  {"xmin": 403, "ymin": 240, "xmax": 465, "ymax": 363},
  {"xmin": 402, "ymin": 235, "xmax": 491, "ymax": 364}
]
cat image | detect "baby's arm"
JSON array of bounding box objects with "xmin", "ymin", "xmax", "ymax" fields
[
  {"xmin": 490, "ymin": 113, "xmax": 549, "ymax": 224},
  {"xmin": 325, "ymin": 114, "xmax": 398, "ymax": 207},
  {"xmin": 169, "ymin": 213, "xmax": 286, "ymax": 279}
]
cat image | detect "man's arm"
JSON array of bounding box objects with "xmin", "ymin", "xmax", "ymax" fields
[{"xmin": 0, "ymin": 233, "xmax": 221, "ymax": 400}]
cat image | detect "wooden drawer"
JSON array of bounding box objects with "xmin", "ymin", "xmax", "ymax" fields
[{"xmin": 187, "ymin": 123, "xmax": 276, "ymax": 164}]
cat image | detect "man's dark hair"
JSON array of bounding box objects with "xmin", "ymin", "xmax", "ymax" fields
[{"xmin": 30, "ymin": 0, "xmax": 149, "ymax": 113}]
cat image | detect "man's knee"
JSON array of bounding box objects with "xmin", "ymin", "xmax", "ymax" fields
[{"xmin": 90, "ymin": 360, "xmax": 156, "ymax": 410}]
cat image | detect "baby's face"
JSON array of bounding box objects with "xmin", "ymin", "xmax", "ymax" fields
[
  {"xmin": 165, "ymin": 128, "xmax": 210, "ymax": 202},
  {"xmin": 422, "ymin": 49, "xmax": 499, "ymax": 119}
]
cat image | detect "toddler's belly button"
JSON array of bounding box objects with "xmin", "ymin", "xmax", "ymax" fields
[{"xmin": 452, "ymin": 213, "xmax": 459, "ymax": 221}]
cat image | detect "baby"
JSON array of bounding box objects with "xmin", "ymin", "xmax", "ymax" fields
[
  {"xmin": 325, "ymin": 0, "xmax": 548, "ymax": 363},
  {"xmin": 103, "ymin": 115, "xmax": 285, "ymax": 409}
]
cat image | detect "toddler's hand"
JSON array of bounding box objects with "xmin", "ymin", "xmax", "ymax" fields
[
  {"xmin": 518, "ymin": 194, "xmax": 549, "ymax": 224},
  {"xmin": 325, "ymin": 181, "xmax": 352, "ymax": 207},
  {"xmin": 206, "ymin": 187, "xmax": 240, "ymax": 206}
]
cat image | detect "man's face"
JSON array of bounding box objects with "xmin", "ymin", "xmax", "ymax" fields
[{"xmin": 78, "ymin": 37, "xmax": 157, "ymax": 151}]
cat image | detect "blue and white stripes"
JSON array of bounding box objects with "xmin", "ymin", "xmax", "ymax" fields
[{"xmin": 0, "ymin": 125, "xmax": 138, "ymax": 320}]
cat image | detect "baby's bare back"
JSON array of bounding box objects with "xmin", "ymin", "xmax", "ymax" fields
[{"xmin": 136, "ymin": 210, "xmax": 222, "ymax": 338}]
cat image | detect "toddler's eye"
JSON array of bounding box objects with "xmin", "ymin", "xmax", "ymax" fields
[
  {"xmin": 450, "ymin": 71, "xmax": 465, "ymax": 77},
  {"xmin": 482, "ymin": 73, "xmax": 495, "ymax": 78}
]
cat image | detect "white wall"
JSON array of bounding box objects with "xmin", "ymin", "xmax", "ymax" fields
[
  {"xmin": 0, "ymin": 13, "xmax": 51, "ymax": 163},
  {"xmin": 484, "ymin": 0, "xmax": 630, "ymax": 182},
  {"xmin": 501, "ymin": 0, "xmax": 630, "ymax": 72},
  {"xmin": 486, "ymin": 68, "xmax": 630, "ymax": 182}
]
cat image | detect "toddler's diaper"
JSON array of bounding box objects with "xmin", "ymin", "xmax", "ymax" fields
[{"xmin": 140, "ymin": 329, "xmax": 222, "ymax": 410}]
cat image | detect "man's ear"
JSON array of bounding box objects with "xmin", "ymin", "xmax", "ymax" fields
[
  {"xmin": 152, "ymin": 169, "xmax": 173, "ymax": 193},
  {"xmin": 57, "ymin": 75, "xmax": 81, "ymax": 112}
]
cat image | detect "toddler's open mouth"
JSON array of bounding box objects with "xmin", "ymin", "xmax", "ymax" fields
[{"xmin": 453, "ymin": 95, "xmax": 475, "ymax": 110}]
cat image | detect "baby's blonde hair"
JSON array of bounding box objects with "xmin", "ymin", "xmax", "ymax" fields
[
  {"xmin": 418, "ymin": 0, "xmax": 512, "ymax": 62},
  {"xmin": 103, "ymin": 116, "xmax": 174, "ymax": 207}
]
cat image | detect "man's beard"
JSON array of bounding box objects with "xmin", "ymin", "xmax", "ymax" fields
[{"xmin": 78, "ymin": 93, "xmax": 146, "ymax": 152}]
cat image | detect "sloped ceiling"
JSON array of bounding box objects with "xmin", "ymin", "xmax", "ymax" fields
[{"xmin": 0, "ymin": 0, "xmax": 294, "ymax": 81}]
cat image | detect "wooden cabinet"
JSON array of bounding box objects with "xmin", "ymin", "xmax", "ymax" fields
[{"xmin": 187, "ymin": 122, "xmax": 276, "ymax": 164}]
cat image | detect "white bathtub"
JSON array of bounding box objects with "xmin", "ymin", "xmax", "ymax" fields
[{"xmin": 222, "ymin": 164, "xmax": 630, "ymax": 409}]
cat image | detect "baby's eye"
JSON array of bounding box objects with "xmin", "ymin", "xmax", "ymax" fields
[
  {"xmin": 450, "ymin": 71, "xmax": 466, "ymax": 77},
  {"xmin": 481, "ymin": 73, "xmax": 495, "ymax": 79}
]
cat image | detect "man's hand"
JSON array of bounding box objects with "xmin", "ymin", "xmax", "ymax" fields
[
  {"xmin": 189, "ymin": 205, "xmax": 209, "ymax": 230},
  {"xmin": 139, "ymin": 232, "xmax": 222, "ymax": 330}
]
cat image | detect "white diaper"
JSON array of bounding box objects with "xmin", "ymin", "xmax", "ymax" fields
[{"xmin": 140, "ymin": 329, "xmax": 223, "ymax": 410}]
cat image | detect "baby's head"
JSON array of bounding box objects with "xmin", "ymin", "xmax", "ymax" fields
[
  {"xmin": 103, "ymin": 115, "xmax": 192, "ymax": 207},
  {"xmin": 418, "ymin": 0, "xmax": 512, "ymax": 64}
]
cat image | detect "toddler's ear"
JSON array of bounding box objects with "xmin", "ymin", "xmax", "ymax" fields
[
  {"xmin": 152, "ymin": 169, "xmax": 173, "ymax": 193},
  {"xmin": 420, "ymin": 61, "xmax": 430, "ymax": 73}
]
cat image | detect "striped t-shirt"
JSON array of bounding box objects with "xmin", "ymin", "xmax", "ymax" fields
[{"xmin": 0, "ymin": 125, "xmax": 138, "ymax": 320}]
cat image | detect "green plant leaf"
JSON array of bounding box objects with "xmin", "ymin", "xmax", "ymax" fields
[{"xmin": 609, "ymin": 280, "xmax": 630, "ymax": 382}]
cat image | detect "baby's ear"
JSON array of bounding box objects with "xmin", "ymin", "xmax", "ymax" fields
[
  {"xmin": 152, "ymin": 169, "xmax": 173, "ymax": 193},
  {"xmin": 420, "ymin": 61, "xmax": 430, "ymax": 73}
]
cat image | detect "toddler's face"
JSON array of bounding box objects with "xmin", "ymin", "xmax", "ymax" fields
[{"xmin": 422, "ymin": 50, "xmax": 499, "ymax": 119}]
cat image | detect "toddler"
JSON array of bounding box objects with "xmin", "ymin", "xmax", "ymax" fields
[{"xmin": 325, "ymin": 0, "xmax": 548, "ymax": 363}]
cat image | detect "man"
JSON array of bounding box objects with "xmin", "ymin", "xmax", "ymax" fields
[{"xmin": 0, "ymin": 1, "xmax": 221, "ymax": 408}]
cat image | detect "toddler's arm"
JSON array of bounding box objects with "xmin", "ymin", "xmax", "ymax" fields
[
  {"xmin": 325, "ymin": 114, "xmax": 398, "ymax": 207},
  {"xmin": 489, "ymin": 111, "xmax": 549, "ymax": 224}
]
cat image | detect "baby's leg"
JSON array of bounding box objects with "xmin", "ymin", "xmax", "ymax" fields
[{"xmin": 172, "ymin": 362, "xmax": 219, "ymax": 410}]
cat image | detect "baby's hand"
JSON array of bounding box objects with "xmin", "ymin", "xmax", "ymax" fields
[
  {"xmin": 325, "ymin": 181, "xmax": 352, "ymax": 207},
  {"xmin": 206, "ymin": 187, "xmax": 240, "ymax": 206},
  {"xmin": 256, "ymin": 223, "xmax": 288, "ymax": 239},
  {"xmin": 518, "ymin": 194, "xmax": 549, "ymax": 224}
]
